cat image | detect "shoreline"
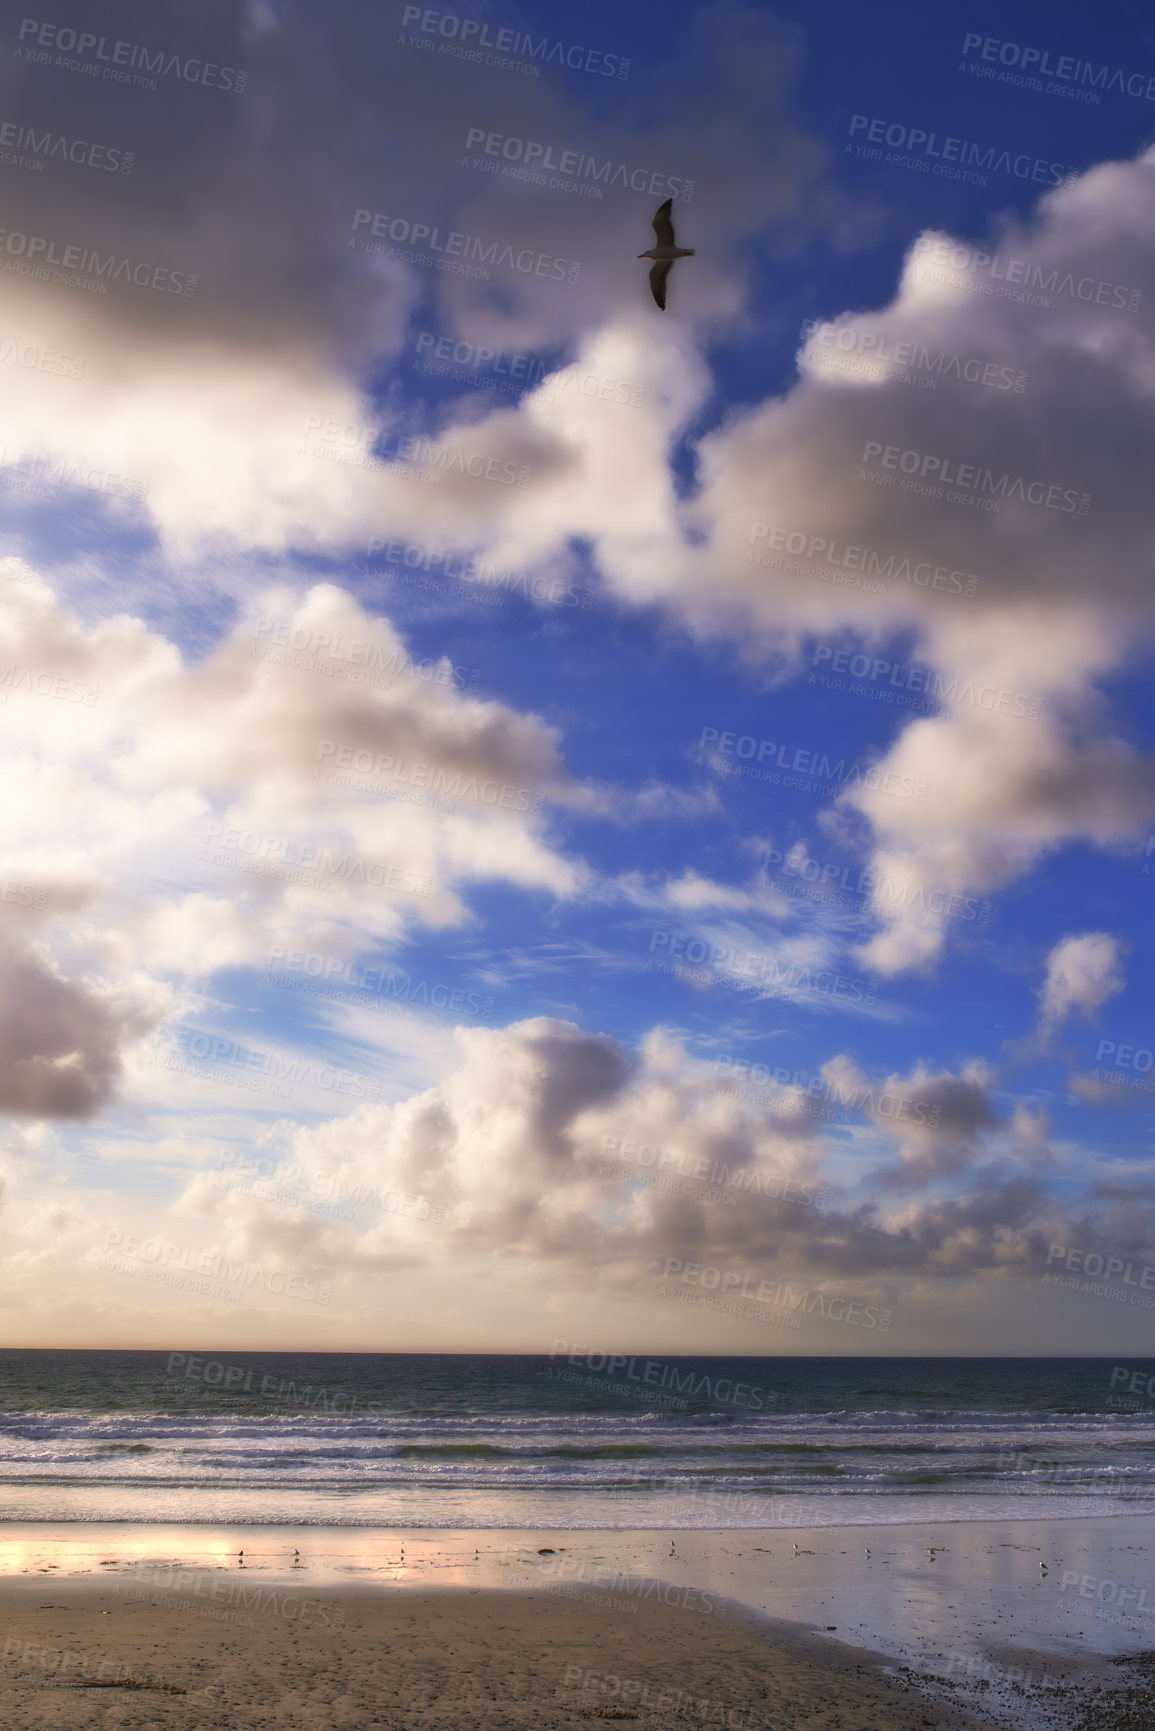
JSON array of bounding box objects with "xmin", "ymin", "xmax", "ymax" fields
[{"xmin": 3, "ymin": 1513, "xmax": 1154, "ymax": 1725}]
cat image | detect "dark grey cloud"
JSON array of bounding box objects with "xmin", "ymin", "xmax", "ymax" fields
[{"xmin": 0, "ymin": 932, "xmax": 160, "ymax": 1116}]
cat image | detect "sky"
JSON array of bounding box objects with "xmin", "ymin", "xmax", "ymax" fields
[{"xmin": 2, "ymin": 0, "xmax": 1155, "ymax": 1353}]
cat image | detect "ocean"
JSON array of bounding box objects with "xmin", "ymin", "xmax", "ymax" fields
[{"xmin": 1, "ymin": 1352, "xmax": 1152, "ymax": 1529}]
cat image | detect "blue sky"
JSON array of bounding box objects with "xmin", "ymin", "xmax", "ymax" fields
[{"xmin": 2, "ymin": 0, "xmax": 1154, "ymax": 1351}]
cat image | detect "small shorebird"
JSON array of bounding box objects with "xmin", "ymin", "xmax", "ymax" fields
[{"xmin": 639, "ymin": 199, "xmax": 695, "ymax": 310}]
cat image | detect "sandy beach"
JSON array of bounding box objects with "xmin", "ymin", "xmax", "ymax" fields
[{"xmin": 0, "ymin": 1576, "xmax": 999, "ymax": 1731}]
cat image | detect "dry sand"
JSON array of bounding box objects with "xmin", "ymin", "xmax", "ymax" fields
[{"xmin": 0, "ymin": 1577, "xmax": 993, "ymax": 1731}]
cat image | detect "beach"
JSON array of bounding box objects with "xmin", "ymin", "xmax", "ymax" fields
[
  {"xmin": 0, "ymin": 1575, "xmax": 995, "ymax": 1731},
  {"xmin": 2, "ymin": 1516, "xmax": 1154, "ymax": 1729},
  {"xmin": 4, "ymin": 1354, "xmax": 1155, "ymax": 1727}
]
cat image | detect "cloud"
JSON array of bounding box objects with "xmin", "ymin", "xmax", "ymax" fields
[
  {"xmin": 0, "ymin": 931, "xmax": 163, "ymax": 1117},
  {"xmin": 10, "ymin": 11, "xmax": 1155, "ymax": 979},
  {"xmin": 177, "ymin": 1016, "xmax": 1121, "ymax": 1288},
  {"xmin": 309, "ymin": 153, "xmax": 1155, "ymax": 972},
  {"xmin": 614, "ymin": 868, "xmax": 780, "ymax": 915},
  {"xmin": 1067, "ymin": 1072, "xmax": 1136, "ymax": 1108},
  {"xmin": 823, "ymin": 1055, "xmax": 999, "ymax": 1189},
  {"xmin": 1038, "ymin": 931, "xmax": 1126, "ymax": 1042},
  {"xmin": 0, "ymin": 1, "xmax": 818, "ymax": 561},
  {"xmin": 0, "ymin": 567, "xmax": 615, "ymax": 1120},
  {"xmin": 0, "ymin": 567, "xmax": 591, "ymax": 986}
]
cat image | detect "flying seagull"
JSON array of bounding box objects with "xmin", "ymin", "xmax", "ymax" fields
[{"xmin": 639, "ymin": 198, "xmax": 694, "ymax": 310}]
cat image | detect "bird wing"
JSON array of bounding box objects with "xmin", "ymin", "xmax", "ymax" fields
[
  {"xmin": 651, "ymin": 198, "xmax": 676, "ymax": 247},
  {"xmin": 648, "ymin": 260, "xmax": 672, "ymax": 310}
]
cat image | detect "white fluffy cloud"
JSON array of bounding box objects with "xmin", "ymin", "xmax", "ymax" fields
[
  {"xmin": 1037, "ymin": 931, "xmax": 1126, "ymax": 1043},
  {"xmin": 0, "ymin": 565, "xmax": 597, "ymax": 1110},
  {"xmin": 299, "ymin": 154, "xmax": 1155, "ymax": 973},
  {"xmin": 175, "ymin": 1015, "xmax": 1136, "ymax": 1290}
]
